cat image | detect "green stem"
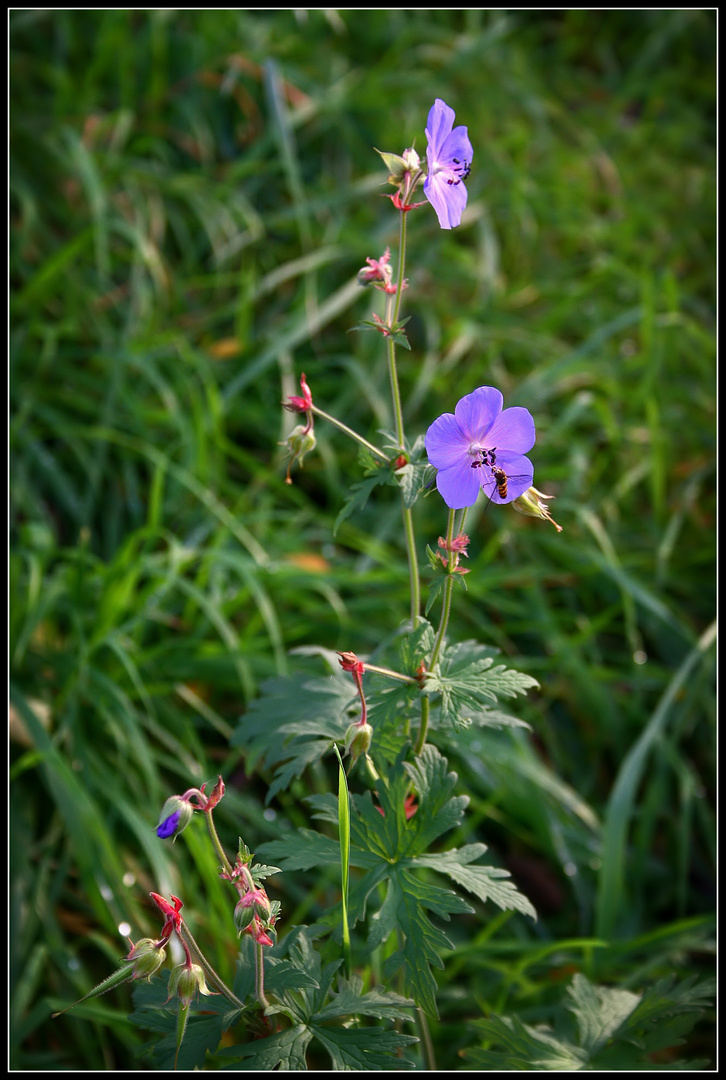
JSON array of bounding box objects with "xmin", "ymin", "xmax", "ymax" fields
[
  {"xmin": 403, "ymin": 505, "xmax": 421, "ymax": 623},
  {"xmin": 416, "ymin": 508, "xmax": 468, "ymax": 754},
  {"xmin": 385, "ymin": 209, "xmax": 409, "ymax": 450},
  {"xmin": 429, "ymin": 508, "xmax": 457, "ymax": 671},
  {"xmin": 310, "ymin": 403, "xmax": 388, "ymax": 462},
  {"xmin": 385, "ymin": 210, "xmax": 420, "ymax": 623},
  {"xmin": 392, "ymin": 207, "xmax": 408, "ymax": 327},
  {"xmin": 416, "ymin": 1005, "xmax": 437, "ymax": 1071},
  {"xmin": 414, "ymin": 695, "xmax": 430, "ymax": 756},
  {"xmin": 255, "ymin": 942, "xmax": 270, "ymax": 1010},
  {"xmin": 205, "ymin": 810, "xmax": 233, "ymax": 878},
  {"xmin": 360, "ymin": 662, "xmax": 419, "ymax": 685}
]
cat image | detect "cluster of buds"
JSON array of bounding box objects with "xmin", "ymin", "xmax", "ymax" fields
[
  {"xmin": 357, "ymin": 246, "xmax": 405, "ymax": 295},
  {"xmin": 435, "ymin": 532, "xmax": 471, "ymax": 575},
  {"xmin": 155, "ymin": 776, "xmax": 225, "ymax": 841},
  {"xmin": 376, "ymin": 146, "xmax": 427, "ymax": 212},
  {"xmin": 146, "ymin": 893, "xmax": 214, "ymax": 1012},
  {"xmin": 281, "ymin": 372, "xmax": 316, "ymax": 485},
  {"xmin": 221, "ymin": 852, "xmax": 277, "ymax": 948}
]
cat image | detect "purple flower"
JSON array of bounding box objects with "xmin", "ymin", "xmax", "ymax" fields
[
  {"xmin": 425, "ymin": 386, "xmax": 535, "ymax": 510},
  {"xmin": 423, "ymin": 99, "xmax": 473, "ymax": 230}
]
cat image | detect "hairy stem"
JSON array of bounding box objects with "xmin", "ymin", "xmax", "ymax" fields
[
  {"xmin": 385, "ymin": 209, "xmax": 420, "ymax": 622},
  {"xmin": 179, "ymin": 924, "xmax": 244, "ymax": 1010},
  {"xmin": 205, "ymin": 809, "xmax": 233, "ymax": 878},
  {"xmin": 310, "ymin": 403, "xmax": 389, "ymax": 462},
  {"xmin": 429, "ymin": 508, "xmax": 457, "ymax": 671}
]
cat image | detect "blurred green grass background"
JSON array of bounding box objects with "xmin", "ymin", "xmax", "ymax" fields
[{"xmin": 10, "ymin": 9, "xmax": 715, "ymax": 1070}]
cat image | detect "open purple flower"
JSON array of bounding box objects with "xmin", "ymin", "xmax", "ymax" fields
[
  {"xmin": 425, "ymin": 386, "xmax": 535, "ymax": 509},
  {"xmin": 423, "ymin": 99, "xmax": 473, "ymax": 230}
]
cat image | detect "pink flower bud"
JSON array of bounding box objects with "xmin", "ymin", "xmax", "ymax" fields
[
  {"xmin": 234, "ymin": 888, "xmax": 271, "ymax": 934},
  {"xmin": 283, "ymin": 372, "xmax": 313, "ymax": 413}
]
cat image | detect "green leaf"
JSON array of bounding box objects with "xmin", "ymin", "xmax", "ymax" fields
[
  {"xmin": 566, "ymin": 972, "xmax": 641, "ymax": 1056},
  {"xmin": 315, "ymin": 974, "xmax": 414, "ymax": 1023},
  {"xmin": 129, "ymin": 975, "xmax": 230, "ymax": 1071},
  {"xmin": 466, "ymin": 973, "xmax": 715, "ymax": 1071},
  {"xmin": 423, "ymin": 639, "xmax": 538, "ymax": 731},
  {"xmin": 467, "ymin": 1013, "xmax": 587, "ymax": 1070},
  {"xmin": 402, "ymin": 745, "xmax": 469, "ymax": 854},
  {"xmin": 424, "ymin": 572, "xmax": 448, "ymax": 616},
  {"xmin": 334, "ymin": 468, "xmax": 395, "ymax": 535},
  {"xmin": 375, "ymin": 870, "xmax": 471, "ymax": 1018},
  {"xmin": 219, "ymin": 931, "xmax": 417, "ymax": 1070},
  {"xmin": 415, "ymin": 845, "xmax": 538, "ymax": 920},
  {"xmin": 259, "ymin": 746, "xmax": 537, "ymax": 1019},
  {"xmin": 334, "ymin": 745, "xmax": 352, "ymax": 979},
  {"xmin": 256, "ymin": 828, "xmax": 342, "ymax": 872},
  {"xmin": 395, "ymin": 460, "xmax": 430, "ymax": 508},
  {"xmin": 248, "ymin": 862, "xmax": 282, "ymax": 885},
  {"xmin": 231, "ymin": 669, "xmax": 357, "ymax": 801},
  {"xmin": 219, "ymin": 1024, "xmax": 313, "ymax": 1070},
  {"xmin": 347, "ymin": 316, "xmax": 410, "ymax": 349},
  {"xmin": 311, "ymin": 1023, "xmax": 418, "ymax": 1069}
]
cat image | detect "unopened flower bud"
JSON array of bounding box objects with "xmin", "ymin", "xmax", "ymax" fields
[
  {"xmin": 281, "ymin": 425, "xmax": 317, "ymax": 484},
  {"xmin": 283, "ymin": 373, "xmax": 313, "ymax": 413},
  {"xmin": 234, "ymin": 888, "xmax": 271, "ymax": 935},
  {"xmin": 374, "ymin": 147, "xmax": 424, "ymax": 194},
  {"xmin": 167, "ymin": 962, "xmax": 212, "ymax": 1007},
  {"xmin": 124, "ymin": 937, "xmax": 167, "ymax": 980},
  {"xmin": 375, "ymin": 149, "xmax": 409, "ymax": 184},
  {"xmin": 246, "ymin": 914, "xmax": 274, "ymax": 947},
  {"xmin": 156, "ymin": 796, "xmax": 194, "ymax": 841},
  {"xmin": 357, "ymin": 248, "xmax": 393, "ymax": 290},
  {"xmin": 511, "ymin": 486, "xmax": 563, "ymax": 532},
  {"xmin": 345, "ymin": 721, "xmax": 373, "ymax": 763},
  {"xmin": 401, "ymin": 147, "xmax": 421, "ymax": 172},
  {"xmin": 338, "ymin": 650, "xmax": 365, "ymax": 675}
]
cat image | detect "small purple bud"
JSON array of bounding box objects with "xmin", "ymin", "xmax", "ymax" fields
[
  {"xmin": 156, "ymin": 810, "xmax": 181, "ymax": 839},
  {"xmin": 155, "ymin": 795, "xmax": 194, "ymax": 841}
]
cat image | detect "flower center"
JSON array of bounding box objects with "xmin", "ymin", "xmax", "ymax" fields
[
  {"xmin": 432, "ymin": 156, "xmax": 471, "ymax": 187},
  {"xmin": 469, "ymin": 445, "xmax": 497, "ymax": 469}
]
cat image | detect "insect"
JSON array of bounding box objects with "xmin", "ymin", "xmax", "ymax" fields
[
  {"xmin": 491, "ymin": 465, "xmax": 509, "ymax": 500},
  {"xmin": 470, "ymin": 450, "xmax": 532, "ymax": 506}
]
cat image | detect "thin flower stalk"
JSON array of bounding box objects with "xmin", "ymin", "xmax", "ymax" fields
[
  {"xmin": 255, "ymin": 942, "xmax": 270, "ymax": 1011},
  {"xmin": 358, "ymin": 661, "xmax": 419, "ymax": 685},
  {"xmin": 415, "ymin": 507, "xmax": 467, "ymax": 755},
  {"xmin": 384, "ymin": 208, "xmax": 421, "ymax": 621},
  {"xmin": 205, "ymin": 806, "xmax": 234, "ymax": 878},
  {"xmin": 178, "ymin": 923, "xmax": 244, "ymax": 1008},
  {"xmin": 309, "ymin": 403, "xmax": 389, "ymax": 463},
  {"xmin": 430, "ymin": 508, "xmax": 458, "ymax": 671}
]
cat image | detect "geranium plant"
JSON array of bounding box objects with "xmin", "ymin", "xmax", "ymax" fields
[{"xmin": 52, "ymin": 98, "xmax": 709, "ymax": 1073}]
